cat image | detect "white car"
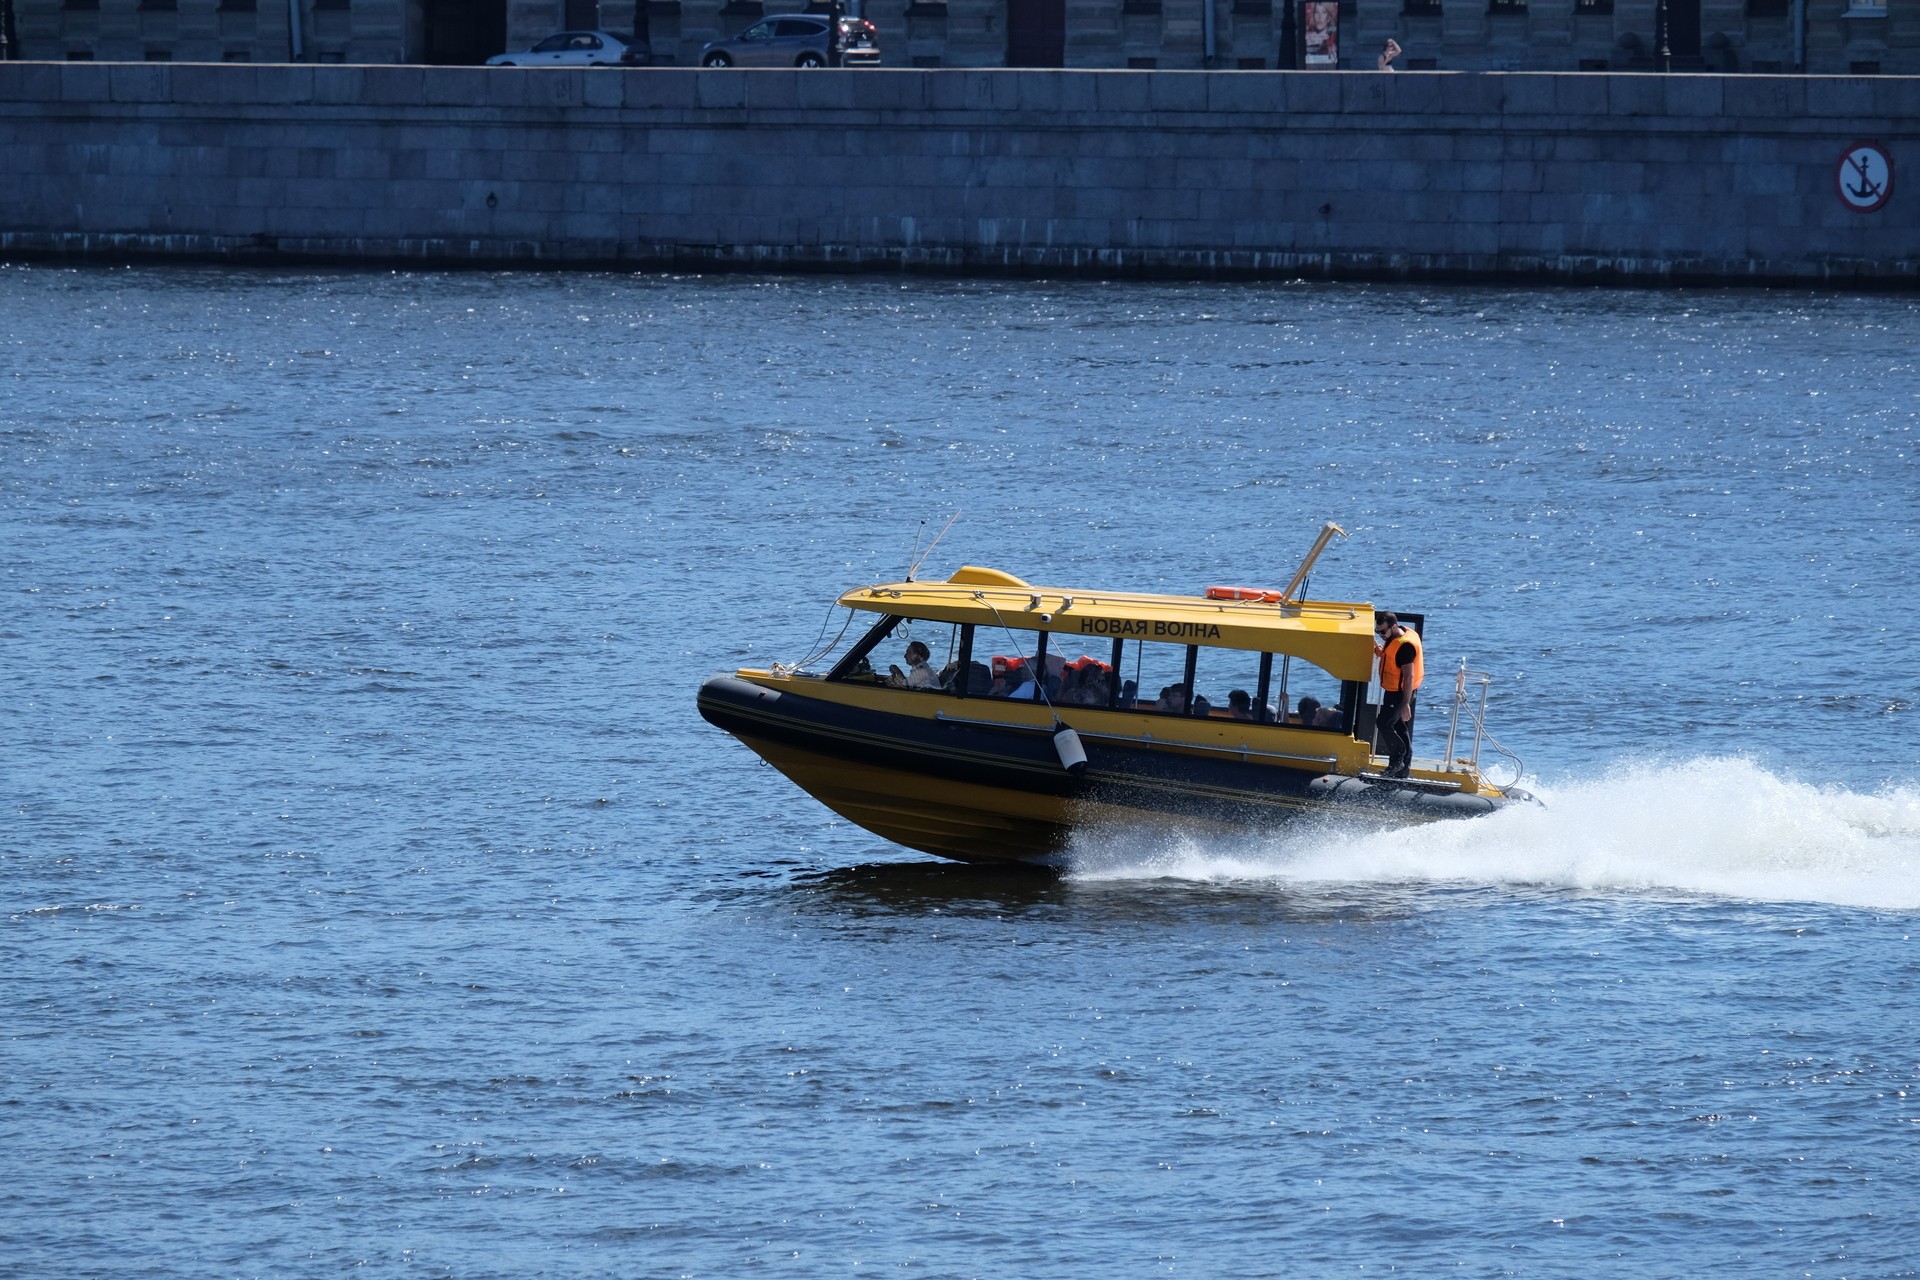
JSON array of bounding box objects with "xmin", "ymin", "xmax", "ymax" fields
[{"xmin": 485, "ymin": 30, "xmax": 644, "ymax": 67}]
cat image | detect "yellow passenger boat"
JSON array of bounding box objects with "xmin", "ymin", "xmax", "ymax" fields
[{"xmin": 697, "ymin": 525, "xmax": 1531, "ymax": 865}]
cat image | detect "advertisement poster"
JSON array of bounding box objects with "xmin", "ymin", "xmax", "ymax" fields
[{"xmin": 1303, "ymin": 1, "xmax": 1339, "ymax": 66}]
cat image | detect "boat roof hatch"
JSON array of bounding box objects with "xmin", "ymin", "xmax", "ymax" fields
[{"xmin": 838, "ymin": 568, "xmax": 1382, "ymax": 682}]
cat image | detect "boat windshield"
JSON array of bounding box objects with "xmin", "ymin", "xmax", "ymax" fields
[{"xmin": 795, "ymin": 610, "xmax": 962, "ymax": 683}]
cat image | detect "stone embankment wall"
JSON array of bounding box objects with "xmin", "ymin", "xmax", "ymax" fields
[{"xmin": 1, "ymin": 62, "xmax": 1915, "ymax": 285}]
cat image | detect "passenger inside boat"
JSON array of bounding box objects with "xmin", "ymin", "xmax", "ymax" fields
[
  {"xmin": 887, "ymin": 640, "xmax": 941, "ymax": 690},
  {"xmin": 1227, "ymin": 689, "xmax": 1255, "ymax": 720}
]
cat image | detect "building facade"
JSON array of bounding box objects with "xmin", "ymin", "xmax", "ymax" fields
[{"xmin": 9, "ymin": 0, "xmax": 1914, "ymax": 72}]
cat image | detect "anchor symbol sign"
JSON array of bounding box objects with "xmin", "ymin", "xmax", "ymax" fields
[{"xmin": 1834, "ymin": 143, "xmax": 1894, "ymax": 213}]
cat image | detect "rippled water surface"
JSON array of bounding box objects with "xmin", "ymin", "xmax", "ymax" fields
[{"xmin": 3, "ymin": 266, "xmax": 1918, "ymax": 1277}]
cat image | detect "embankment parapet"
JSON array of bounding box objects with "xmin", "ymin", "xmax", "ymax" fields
[{"xmin": 1, "ymin": 64, "xmax": 1915, "ymax": 284}]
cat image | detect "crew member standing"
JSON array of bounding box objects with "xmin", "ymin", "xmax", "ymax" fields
[{"xmin": 1374, "ymin": 611, "xmax": 1422, "ymax": 778}]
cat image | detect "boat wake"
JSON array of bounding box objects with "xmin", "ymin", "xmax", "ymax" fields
[{"xmin": 1063, "ymin": 756, "xmax": 1920, "ymax": 911}]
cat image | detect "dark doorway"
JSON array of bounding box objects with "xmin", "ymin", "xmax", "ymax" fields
[
  {"xmin": 1666, "ymin": 0, "xmax": 1701, "ymax": 60},
  {"xmin": 423, "ymin": 0, "xmax": 507, "ymax": 64},
  {"xmin": 1006, "ymin": 0, "xmax": 1065, "ymax": 67}
]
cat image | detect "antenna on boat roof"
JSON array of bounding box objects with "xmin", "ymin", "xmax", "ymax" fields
[
  {"xmin": 1279, "ymin": 521, "xmax": 1348, "ymax": 604},
  {"xmin": 905, "ymin": 509, "xmax": 962, "ymax": 582}
]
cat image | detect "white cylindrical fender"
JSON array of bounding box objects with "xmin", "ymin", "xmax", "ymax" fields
[{"xmin": 1053, "ymin": 726, "xmax": 1088, "ymax": 777}]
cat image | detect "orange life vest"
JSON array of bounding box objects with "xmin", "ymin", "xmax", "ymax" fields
[{"xmin": 1380, "ymin": 628, "xmax": 1424, "ymax": 694}]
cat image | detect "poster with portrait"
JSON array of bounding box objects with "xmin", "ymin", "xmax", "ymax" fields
[{"xmin": 1303, "ymin": 1, "xmax": 1339, "ymax": 66}]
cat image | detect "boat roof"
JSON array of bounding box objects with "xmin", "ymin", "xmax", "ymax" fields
[{"xmin": 838, "ymin": 565, "xmax": 1382, "ymax": 682}]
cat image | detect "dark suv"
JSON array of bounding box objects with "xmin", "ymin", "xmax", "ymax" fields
[{"xmin": 699, "ymin": 14, "xmax": 881, "ymax": 67}]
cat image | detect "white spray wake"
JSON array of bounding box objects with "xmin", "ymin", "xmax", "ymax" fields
[{"xmin": 1063, "ymin": 757, "xmax": 1920, "ymax": 911}]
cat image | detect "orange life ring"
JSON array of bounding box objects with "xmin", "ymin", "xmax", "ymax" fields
[{"xmin": 1205, "ymin": 585, "xmax": 1281, "ymax": 603}]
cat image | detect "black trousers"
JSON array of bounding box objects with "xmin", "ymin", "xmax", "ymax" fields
[{"xmin": 1380, "ymin": 691, "xmax": 1415, "ymax": 776}]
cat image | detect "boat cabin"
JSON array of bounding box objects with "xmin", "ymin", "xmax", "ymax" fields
[{"xmin": 809, "ymin": 565, "xmax": 1413, "ymax": 742}]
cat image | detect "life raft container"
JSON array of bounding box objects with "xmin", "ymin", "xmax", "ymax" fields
[{"xmin": 1205, "ymin": 585, "xmax": 1282, "ymax": 603}]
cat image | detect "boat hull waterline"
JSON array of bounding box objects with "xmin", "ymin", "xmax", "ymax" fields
[{"xmin": 698, "ymin": 673, "xmax": 1511, "ymax": 866}]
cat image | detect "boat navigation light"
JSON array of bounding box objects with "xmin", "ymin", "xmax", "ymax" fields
[{"xmin": 1279, "ymin": 521, "xmax": 1349, "ymax": 604}]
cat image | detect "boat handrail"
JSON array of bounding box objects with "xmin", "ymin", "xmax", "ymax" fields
[
  {"xmin": 933, "ymin": 710, "xmax": 1340, "ymax": 769},
  {"xmin": 1442, "ymin": 658, "xmax": 1526, "ymax": 788}
]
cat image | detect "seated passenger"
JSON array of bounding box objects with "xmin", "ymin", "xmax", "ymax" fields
[
  {"xmin": 963, "ymin": 660, "xmax": 993, "ymax": 694},
  {"xmin": 1227, "ymin": 689, "xmax": 1255, "ymax": 720},
  {"xmin": 988, "ymin": 656, "xmax": 1017, "ymax": 697},
  {"xmin": 1062, "ymin": 658, "xmax": 1111, "ymax": 706},
  {"xmin": 1156, "ymin": 683, "xmax": 1190, "ymax": 715},
  {"xmin": 888, "ymin": 640, "xmax": 941, "ymax": 690},
  {"xmin": 1294, "ymin": 695, "xmax": 1322, "ymax": 726},
  {"xmin": 1117, "ymin": 679, "xmax": 1139, "ymax": 709}
]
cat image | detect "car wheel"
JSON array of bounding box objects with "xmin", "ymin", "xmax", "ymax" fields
[
  {"xmin": 796, "ymin": 51, "xmax": 825, "ymax": 67},
  {"xmin": 702, "ymin": 51, "xmax": 733, "ymax": 67}
]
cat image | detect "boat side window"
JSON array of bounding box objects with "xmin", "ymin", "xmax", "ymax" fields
[
  {"xmin": 1192, "ymin": 645, "xmax": 1269, "ymax": 722},
  {"xmin": 1052, "ymin": 635, "xmax": 1117, "ymax": 708},
  {"xmin": 1112, "ymin": 639, "xmax": 1196, "ymax": 715},
  {"xmin": 883, "ymin": 619, "xmax": 963, "ymax": 692},
  {"xmin": 1268, "ymin": 652, "xmax": 1348, "ymax": 731}
]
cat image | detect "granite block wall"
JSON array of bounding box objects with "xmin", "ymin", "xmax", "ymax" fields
[{"xmin": 0, "ymin": 62, "xmax": 1914, "ymax": 285}]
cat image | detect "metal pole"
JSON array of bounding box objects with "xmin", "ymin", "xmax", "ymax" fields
[
  {"xmin": 1471, "ymin": 677, "xmax": 1490, "ymax": 770},
  {"xmin": 1279, "ymin": 0, "xmax": 1297, "ymax": 69},
  {"xmin": 1279, "ymin": 520, "xmax": 1348, "ymax": 606},
  {"xmin": 1792, "ymin": 0, "xmax": 1805, "ymax": 71},
  {"xmin": 1444, "ymin": 658, "xmax": 1465, "ymax": 767},
  {"xmin": 1655, "ymin": 0, "xmax": 1671, "ymax": 72},
  {"xmin": 1203, "ymin": 0, "xmax": 1217, "ymax": 67}
]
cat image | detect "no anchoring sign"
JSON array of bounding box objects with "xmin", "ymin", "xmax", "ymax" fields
[{"xmin": 1835, "ymin": 143, "xmax": 1893, "ymax": 213}]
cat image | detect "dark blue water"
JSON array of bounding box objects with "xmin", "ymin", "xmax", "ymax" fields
[{"xmin": 4, "ymin": 265, "xmax": 1918, "ymax": 1277}]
